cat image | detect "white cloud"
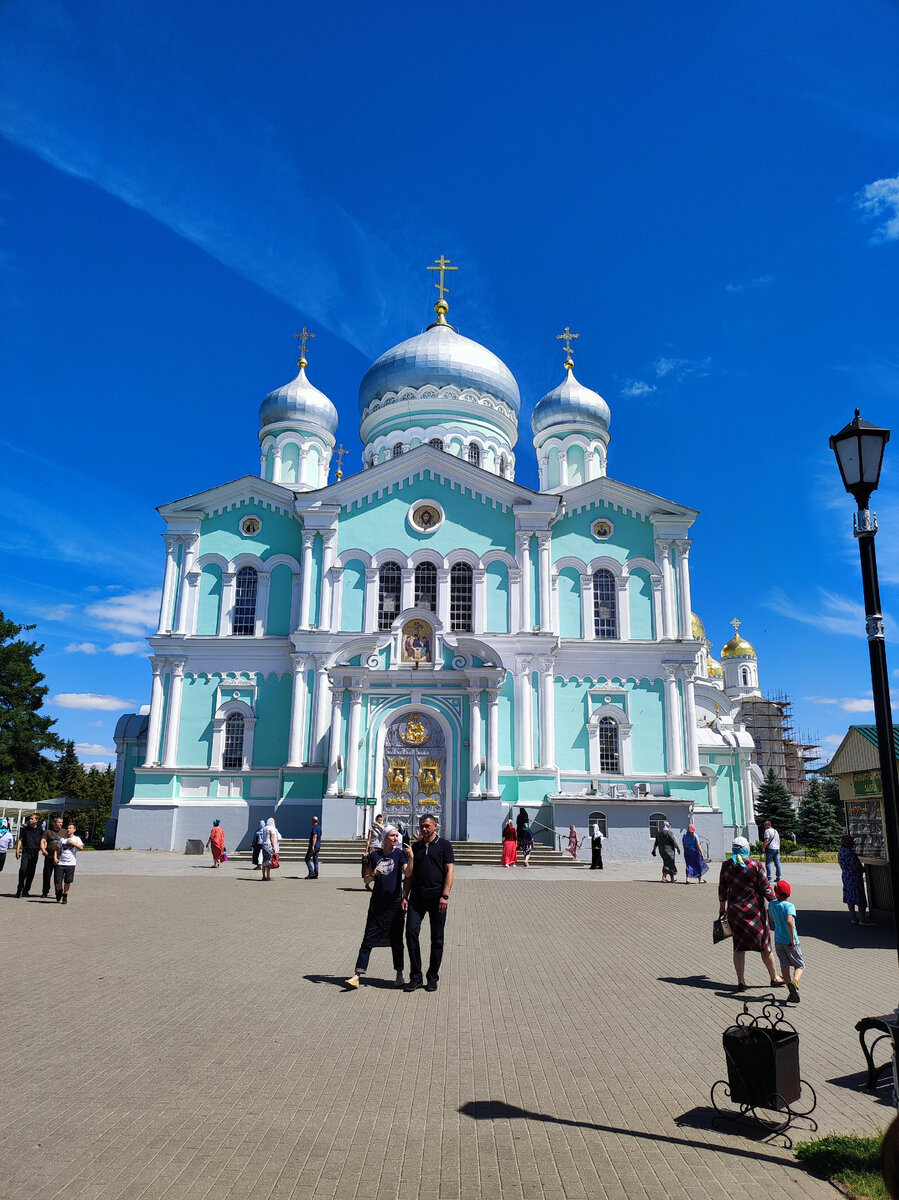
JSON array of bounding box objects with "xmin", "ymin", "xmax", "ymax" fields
[
  {"xmin": 106, "ymin": 640, "xmax": 149, "ymax": 656},
  {"xmin": 820, "ymin": 733, "xmax": 847, "ymax": 747},
  {"xmin": 85, "ymin": 589, "xmax": 160, "ymax": 637},
  {"xmin": 65, "ymin": 642, "xmax": 98, "ymax": 654},
  {"xmin": 767, "ymin": 588, "xmax": 898, "ymax": 640},
  {"xmin": 856, "ymin": 172, "xmax": 899, "ymax": 242},
  {"xmin": 620, "ymin": 380, "xmax": 657, "ymax": 398},
  {"xmin": 654, "ymin": 356, "xmax": 712, "ymax": 381},
  {"xmin": 74, "ymin": 742, "xmax": 115, "ymax": 756},
  {"xmin": 725, "ymin": 274, "xmax": 774, "ymax": 294},
  {"xmin": 50, "ymin": 693, "xmax": 135, "ymax": 711},
  {"xmin": 804, "ymin": 695, "xmax": 876, "ymax": 713},
  {"xmin": 34, "ymin": 604, "xmax": 76, "ymax": 621}
]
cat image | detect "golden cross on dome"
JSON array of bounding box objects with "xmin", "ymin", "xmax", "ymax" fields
[
  {"xmin": 334, "ymin": 444, "xmax": 347, "ymax": 481},
  {"xmin": 427, "ymin": 254, "xmax": 457, "ymax": 302},
  {"xmin": 730, "ymin": 617, "xmax": 742, "ymax": 635},
  {"xmin": 556, "ymin": 325, "xmax": 580, "ymax": 369},
  {"xmin": 293, "ymin": 326, "xmax": 316, "ymax": 366}
]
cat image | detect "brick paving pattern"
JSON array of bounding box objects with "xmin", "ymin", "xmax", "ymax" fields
[{"xmin": 0, "ymin": 853, "xmax": 894, "ymax": 1200}]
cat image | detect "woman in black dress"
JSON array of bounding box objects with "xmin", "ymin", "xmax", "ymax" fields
[{"xmin": 345, "ymin": 826, "xmax": 412, "ymax": 989}]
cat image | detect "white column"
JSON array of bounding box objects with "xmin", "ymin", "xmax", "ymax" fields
[
  {"xmin": 299, "ymin": 531, "xmax": 315, "ymax": 629},
  {"xmin": 616, "ymin": 575, "xmax": 631, "ymax": 640},
  {"xmin": 557, "ymin": 448, "xmax": 569, "ymax": 488},
  {"xmin": 537, "ymin": 532, "xmax": 552, "ymax": 633},
  {"xmin": 287, "ymin": 654, "xmax": 308, "ymax": 767},
  {"xmin": 486, "ymin": 688, "xmax": 500, "ymax": 797},
  {"xmin": 586, "ymin": 448, "xmax": 598, "ymax": 482},
  {"xmin": 319, "ymin": 532, "xmax": 336, "ymax": 631},
  {"xmin": 468, "ymin": 687, "xmax": 482, "ymax": 797},
  {"xmin": 675, "ymin": 539, "xmax": 693, "ymax": 638},
  {"xmin": 157, "ymin": 536, "xmax": 180, "ymax": 634},
  {"xmin": 400, "ymin": 568, "xmax": 414, "ymax": 613},
  {"xmin": 330, "ymin": 566, "xmax": 344, "ymax": 631},
  {"xmin": 509, "ymin": 568, "xmax": 521, "ymax": 635},
  {"xmin": 311, "ymin": 656, "xmax": 331, "ymax": 765},
  {"xmin": 364, "ymin": 568, "xmax": 379, "ymax": 632},
  {"xmin": 473, "ymin": 568, "xmax": 487, "ymax": 634},
  {"xmin": 516, "ymin": 532, "xmax": 532, "ymax": 632},
  {"xmin": 538, "ymin": 656, "xmax": 556, "ymax": 768},
  {"xmin": 514, "ymin": 655, "xmax": 534, "ymax": 770},
  {"xmin": 682, "ymin": 667, "xmax": 700, "ymax": 775},
  {"xmin": 580, "ymin": 575, "xmax": 594, "ymax": 641},
  {"xmin": 160, "ymin": 659, "xmax": 186, "ymax": 768},
  {"xmin": 272, "ymin": 446, "xmax": 283, "ymax": 483},
  {"xmin": 184, "ymin": 571, "xmax": 201, "ymax": 636},
  {"xmin": 551, "ymin": 575, "xmax": 559, "ymax": 636},
  {"xmin": 650, "ymin": 576, "xmax": 664, "ymax": 641},
  {"xmin": 259, "ymin": 451, "xmax": 267, "ymax": 478},
  {"xmin": 739, "ymin": 751, "xmax": 756, "ymax": 829},
  {"xmin": 299, "ymin": 446, "xmax": 310, "ymax": 487},
  {"xmin": 255, "ymin": 571, "xmax": 271, "ymax": 636},
  {"xmin": 437, "ymin": 568, "xmax": 451, "ymax": 627},
  {"xmin": 173, "ymin": 537, "xmax": 198, "ymax": 635},
  {"xmin": 143, "ymin": 660, "xmax": 166, "ymax": 766},
  {"xmin": 218, "ymin": 572, "xmax": 236, "ymax": 636},
  {"xmin": 326, "ymin": 687, "xmax": 344, "ymax": 794},
  {"xmin": 656, "ymin": 539, "xmax": 675, "ymax": 638},
  {"xmin": 345, "ymin": 688, "xmax": 364, "ymax": 796},
  {"xmin": 663, "ymin": 667, "xmax": 684, "ymax": 776}
]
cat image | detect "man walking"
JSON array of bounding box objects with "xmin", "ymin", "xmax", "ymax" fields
[
  {"xmin": 403, "ymin": 815, "xmax": 455, "ymax": 993},
  {"xmin": 40, "ymin": 816, "xmax": 64, "ymax": 898},
  {"xmin": 305, "ymin": 815, "xmax": 321, "ymax": 879},
  {"xmin": 15, "ymin": 813, "xmax": 43, "ymax": 898},
  {"xmin": 54, "ymin": 822, "xmax": 84, "ymax": 904},
  {"xmin": 763, "ymin": 820, "xmax": 782, "ymax": 883}
]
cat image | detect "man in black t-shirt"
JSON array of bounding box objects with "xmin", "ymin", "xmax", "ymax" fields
[
  {"xmin": 15, "ymin": 813, "xmax": 43, "ymax": 898},
  {"xmin": 305, "ymin": 816, "xmax": 321, "ymax": 879},
  {"xmin": 402, "ymin": 815, "xmax": 455, "ymax": 993}
]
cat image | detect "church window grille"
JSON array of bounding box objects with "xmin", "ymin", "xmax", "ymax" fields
[
  {"xmin": 392, "ymin": 443, "xmax": 404, "ymax": 457},
  {"xmin": 222, "ymin": 713, "xmax": 245, "ymax": 771},
  {"xmin": 378, "ymin": 561, "xmax": 402, "ymax": 630},
  {"xmin": 450, "ymin": 563, "xmax": 473, "ymax": 632},
  {"xmin": 414, "ymin": 562, "xmax": 437, "ymax": 612},
  {"xmin": 428, "ymin": 438, "xmax": 444, "ymax": 451},
  {"xmin": 588, "ymin": 810, "xmax": 608, "ymax": 838},
  {"xmin": 232, "ymin": 566, "xmax": 258, "ymax": 635},
  {"xmin": 467, "ymin": 444, "xmax": 481, "ymax": 467},
  {"xmin": 597, "ymin": 717, "xmax": 620, "ymax": 772},
  {"xmin": 593, "ymin": 569, "xmax": 617, "ymax": 638},
  {"xmin": 498, "ymin": 454, "xmax": 507, "ymax": 479},
  {"xmin": 648, "ymin": 812, "xmax": 669, "ymax": 839}
]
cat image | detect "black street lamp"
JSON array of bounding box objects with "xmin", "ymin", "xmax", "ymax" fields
[{"xmin": 830, "ymin": 410, "xmax": 899, "ymax": 987}]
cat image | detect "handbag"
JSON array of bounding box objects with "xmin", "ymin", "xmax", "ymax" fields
[
  {"xmin": 271, "ymin": 852, "xmax": 280, "ymax": 870},
  {"xmin": 713, "ymin": 915, "xmax": 732, "ymax": 944},
  {"xmin": 221, "ymin": 850, "xmax": 228, "ymax": 862}
]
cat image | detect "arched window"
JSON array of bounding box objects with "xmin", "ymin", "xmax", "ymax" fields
[
  {"xmin": 414, "ymin": 562, "xmax": 437, "ymax": 612},
  {"xmin": 232, "ymin": 566, "xmax": 258, "ymax": 635},
  {"xmin": 588, "ymin": 810, "xmax": 608, "ymax": 838},
  {"xmin": 467, "ymin": 443, "xmax": 481, "ymax": 467},
  {"xmin": 450, "ymin": 562, "xmax": 473, "ymax": 632},
  {"xmin": 378, "ymin": 561, "xmax": 402, "ymax": 630},
  {"xmin": 498, "ymin": 454, "xmax": 507, "ymax": 479},
  {"xmin": 222, "ymin": 713, "xmax": 245, "ymax": 770},
  {"xmin": 392, "ymin": 443, "xmax": 404, "ymax": 457},
  {"xmin": 428, "ymin": 437, "xmax": 444, "ymax": 451},
  {"xmin": 593, "ymin": 569, "xmax": 617, "ymax": 638},
  {"xmin": 598, "ymin": 716, "xmax": 620, "ymax": 772},
  {"xmin": 648, "ymin": 812, "xmax": 669, "ymax": 839},
  {"xmin": 741, "ymin": 667, "xmax": 750, "ymax": 686}
]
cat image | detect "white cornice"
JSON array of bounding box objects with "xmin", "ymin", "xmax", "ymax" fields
[
  {"xmin": 558, "ymin": 475, "xmax": 698, "ymax": 525},
  {"xmin": 158, "ymin": 475, "xmax": 297, "ymax": 521}
]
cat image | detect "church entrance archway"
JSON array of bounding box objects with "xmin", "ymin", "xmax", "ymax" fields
[{"xmin": 381, "ymin": 710, "xmax": 446, "ymax": 835}]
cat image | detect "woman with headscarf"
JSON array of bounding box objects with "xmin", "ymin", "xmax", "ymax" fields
[
  {"xmin": 652, "ymin": 821, "xmax": 680, "ymax": 881},
  {"xmin": 260, "ymin": 816, "xmax": 280, "ymax": 882},
  {"xmin": 251, "ymin": 820, "xmax": 266, "ymax": 869},
  {"xmin": 838, "ymin": 834, "xmax": 871, "ymax": 924},
  {"xmin": 345, "ymin": 826, "xmax": 412, "ymax": 989},
  {"xmin": 590, "ymin": 825, "xmax": 604, "ymax": 870},
  {"xmin": 501, "ymin": 819, "xmax": 518, "ymax": 867},
  {"xmin": 205, "ymin": 819, "xmax": 226, "ymax": 867},
  {"xmin": 519, "ymin": 818, "xmax": 534, "ymax": 868},
  {"xmin": 565, "ymin": 824, "xmax": 581, "ymax": 862},
  {"xmin": 516, "ymin": 807, "xmax": 528, "ymax": 849},
  {"xmin": 718, "ymin": 836, "xmax": 785, "ymax": 989},
  {"xmin": 681, "ymin": 824, "xmax": 708, "ymax": 883}
]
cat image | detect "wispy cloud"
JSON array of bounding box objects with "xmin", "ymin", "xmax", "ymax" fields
[
  {"xmin": 856, "ymin": 171, "xmax": 899, "ymax": 242},
  {"xmin": 65, "ymin": 642, "xmax": 98, "ymax": 654},
  {"xmin": 34, "ymin": 603, "xmax": 76, "ymax": 621},
  {"xmin": 620, "ymin": 380, "xmax": 657, "ymax": 398},
  {"xmin": 804, "ymin": 695, "xmax": 876, "ymax": 713},
  {"xmin": 85, "ymin": 589, "xmax": 159, "ymax": 637},
  {"xmin": 654, "ymin": 356, "xmax": 713, "ymax": 381},
  {"xmin": 725, "ymin": 274, "xmax": 774, "ymax": 294},
  {"xmin": 74, "ymin": 742, "xmax": 115, "ymax": 756},
  {"xmin": 820, "ymin": 733, "xmax": 847, "ymax": 748},
  {"xmin": 50, "ymin": 693, "xmax": 136, "ymax": 711},
  {"xmin": 767, "ymin": 587, "xmax": 898, "ymax": 640},
  {"xmin": 65, "ymin": 638, "xmax": 147, "ymax": 657}
]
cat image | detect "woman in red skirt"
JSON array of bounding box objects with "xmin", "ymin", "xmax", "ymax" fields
[
  {"xmin": 718, "ymin": 836, "xmax": 785, "ymax": 990},
  {"xmin": 501, "ymin": 820, "xmax": 518, "ymax": 867}
]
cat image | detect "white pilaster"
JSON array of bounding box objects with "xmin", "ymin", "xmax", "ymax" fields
[
  {"xmin": 468, "ymin": 688, "xmax": 482, "ymax": 797},
  {"xmin": 160, "ymin": 659, "xmax": 186, "ymax": 768},
  {"xmin": 144, "ymin": 660, "xmax": 166, "ymax": 766},
  {"xmin": 345, "ymin": 689, "xmax": 363, "ymax": 796},
  {"xmin": 516, "ymin": 533, "xmax": 532, "ymax": 631},
  {"xmin": 675, "ymin": 539, "xmax": 693, "ymax": 638},
  {"xmin": 651, "ymin": 576, "xmax": 664, "ymax": 641},
  {"xmin": 299, "ymin": 446, "xmax": 310, "ymax": 487},
  {"xmin": 514, "ymin": 655, "xmax": 534, "ymax": 770},
  {"xmin": 616, "ymin": 575, "xmax": 631, "ymax": 640},
  {"xmin": 326, "ymin": 686, "xmax": 344, "ymax": 795},
  {"xmin": 538, "ymin": 656, "xmax": 556, "ymax": 767},
  {"xmin": 663, "ymin": 666, "xmax": 684, "ymax": 775},
  {"xmin": 218, "ymin": 572, "xmax": 236, "ymax": 636},
  {"xmin": 557, "ymin": 448, "xmax": 569, "ymax": 488},
  {"xmin": 509, "ymin": 569, "xmax": 522, "ymax": 636},
  {"xmin": 537, "ymin": 532, "xmax": 552, "ymax": 633},
  {"xmin": 299, "ymin": 531, "xmax": 315, "ymax": 630},
  {"xmin": 581, "ymin": 575, "xmax": 595, "ymax": 640},
  {"xmin": 656, "ymin": 539, "xmax": 675, "ymax": 638},
  {"xmin": 364, "ymin": 568, "xmax": 379, "ymax": 632},
  {"xmin": 158, "ymin": 537, "xmax": 180, "ymax": 634},
  {"xmin": 173, "ymin": 537, "xmax": 198, "ymax": 635},
  {"xmin": 740, "ymin": 751, "xmax": 756, "ymax": 829},
  {"xmin": 273, "ymin": 446, "xmax": 283, "ymax": 482},
  {"xmin": 330, "ymin": 566, "xmax": 344, "ymax": 631},
  {"xmin": 681, "ymin": 667, "xmax": 700, "ymax": 775},
  {"xmin": 255, "ymin": 571, "xmax": 271, "ymax": 636},
  {"xmin": 400, "ymin": 568, "xmax": 415, "ymax": 614},
  {"xmin": 437, "ymin": 568, "xmax": 451, "ymax": 628},
  {"xmin": 473, "ymin": 568, "xmax": 487, "ymax": 634},
  {"xmin": 486, "ymin": 689, "xmax": 500, "ymax": 797},
  {"xmin": 286, "ymin": 654, "xmax": 308, "ymax": 767},
  {"xmin": 311, "ymin": 656, "xmax": 331, "ymax": 765},
  {"xmin": 319, "ymin": 532, "xmax": 336, "ymax": 631},
  {"xmin": 184, "ymin": 571, "xmax": 201, "ymax": 636}
]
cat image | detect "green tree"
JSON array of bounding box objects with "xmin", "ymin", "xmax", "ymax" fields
[
  {"xmin": 797, "ymin": 777, "xmax": 844, "ymax": 849},
  {"xmin": 55, "ymin": 740, "xmax": 85, "ymax": 799},
  {"xmin": 819, "ymin": 774, "xmax": 844, "ymax": 830},
  {"xmin": 755, "ymin": 767, "xmax": 797, "ymax": 834},
  {"xmin": 0, "ymin": 612, "xmax": 63, "ymax": 783}
]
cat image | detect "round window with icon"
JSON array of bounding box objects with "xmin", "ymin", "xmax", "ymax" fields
[
  {"xmin": 240, "ymin": 516, "xmax": 261, "ymax": 537},
  {"xmin": 591, "ymin": 518, "xmax": 613, "ymax": 541}
]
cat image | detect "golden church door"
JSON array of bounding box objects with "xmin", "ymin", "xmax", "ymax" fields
[{"xmin": 382, "ymin": 711, "xmax": 445, "ymax": 834}]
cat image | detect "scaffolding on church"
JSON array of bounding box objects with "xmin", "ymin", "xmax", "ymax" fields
[{"xmin": 739, "ymin": 691, "xmax": 819, "ymax": 800}]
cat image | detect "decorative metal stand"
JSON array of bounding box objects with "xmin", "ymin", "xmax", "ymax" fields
[{"xmin": 711, "ymin": 998, "xmax": 818, "ymax": 1143}]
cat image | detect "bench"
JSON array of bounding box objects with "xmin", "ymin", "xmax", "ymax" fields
[{"xmin": 855, "ymin": 1015, "xmax": 898, "ymax": 1091}]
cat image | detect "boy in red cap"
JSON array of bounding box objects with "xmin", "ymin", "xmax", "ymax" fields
[{"xmin": 769, "ymin": 880, "xmax": 803, "ymax": 1002}]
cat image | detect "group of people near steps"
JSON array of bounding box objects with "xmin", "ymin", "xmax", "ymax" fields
[{"xmin": 5, "ymin": 813, "xmax": 83, "ymax": 902}]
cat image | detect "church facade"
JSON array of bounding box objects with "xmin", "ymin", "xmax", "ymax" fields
[{"xmin": 112, "ymin": 268, "xmax": 765, "ymax": 858}]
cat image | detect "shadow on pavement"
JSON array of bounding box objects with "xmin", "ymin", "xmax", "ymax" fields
[
  {"xmin": 458, "ymin": 1100, "xmax": 800, "ymax": 1164},
  {"xmin": 792, "ymin": 908, "xmax": 892, "ymax": 950}
]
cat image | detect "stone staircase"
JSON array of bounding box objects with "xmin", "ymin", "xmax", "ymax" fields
[{"xmin": 230, "ymin": 838, "xmax": 576, "ymax": 867}]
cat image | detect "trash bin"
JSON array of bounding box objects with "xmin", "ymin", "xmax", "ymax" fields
[{"xmin": 723, "ymin": 1024, "xmax": 801, "ymax": 1109}]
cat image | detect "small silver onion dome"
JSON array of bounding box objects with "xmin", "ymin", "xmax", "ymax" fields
[
  {"xmin": 259, "ymin": 363, "xmax": 338, "ymax": 436},
  {"xmin": 531, "ymin": 367, "xmax": 610, "ymax": 436},
  {"xmin": 359, "ymin": 322, "xmax": 520, "ymax": 416}
]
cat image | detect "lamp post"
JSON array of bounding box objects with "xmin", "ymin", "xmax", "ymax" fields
[{"xmin": 830, "ymin": 410, "xmax": 899, "ymax": 987}]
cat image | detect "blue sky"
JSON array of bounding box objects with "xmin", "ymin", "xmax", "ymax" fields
[{"xmin": 1, "ymin": 0, "xmax": 898, "ymax": 768}]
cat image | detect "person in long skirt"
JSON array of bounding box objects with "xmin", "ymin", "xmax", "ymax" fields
[
  {"xmin": 590, "ymin": 827, "xmax": 604, "ymax": 870},
  {"xmin": 681, "ymin": 824, "xmax": 708, "ymax": 883},
  {"xmin": 565, "ymin": 825, "xmax": 581, "ymax": 861},
  {"xmin": 519, "ymin": 820, "xmax": 534, "ymax": 868},
  {"xmin": 251, "ymin": 820, "xmax": 265, "ymax": 869},
  {"xmin": 345, "ymin": 827, "xmax": 412, "ymax": 989},
  {"xmin": 718, "ymin": 836, "xmax": 785, "ymax": 989},
  {"xmin": 205, "ymin": 820, "xmax": 225, "ymax": 867},
  {"xmin": 260, "ymin": 817, "xmax": 280, "ymax": 881},
  {"xmin": 501, "ymin": 820, "xmax": 518, "ymax": 867},
  {"xmin": 838, "ymin": 835, "xmax": 871, "ymax": 924},
  {"xmin": 652, "ymin": 821, "xmax": 680, "ymax": 881}
]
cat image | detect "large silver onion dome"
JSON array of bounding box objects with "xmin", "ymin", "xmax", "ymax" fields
[
  {"xmin": 259, "ymin": 364, "xmax": 338, "ymax": 435},
  {"xmin": 358, "ymin": 322, "xmax": 520, "ymax": 415},
  {"xmin": 531, "ymin": 367, "xmax": 610, "ymax": 436}
]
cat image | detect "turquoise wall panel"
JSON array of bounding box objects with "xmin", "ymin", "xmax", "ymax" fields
[
  {"xmin": 281, "ymin": 443, "xmax": 299, "ymax": 484},
  {"xmin": 341, "ymin": 560, "xmax": 365, "ymax": 632},
  {"xmin": 267, "ymin": 564, "xmax": 293, "ymax": 635},
  {"xmin": 498, "ymin": 673, "xmax": 514, "ymax": 764},
  {"xmin": 552, "ymin": 501, "xmax": 655, "ymax": 565},
  {"xmin": 485, "ymin": 562, "xmax": 509, "ymax": 633},
  {"xmin": 177, "ymin": 676, "xmax": 217, "ymax": 767},
  {"xmin": 200, "ymin": 501, "xmax": 300, "ymax": 563},
  {"xmin": 628, "ymin": 568, "xmax": 654, "ymax": 640},
  {"xmin": 557, "ymin": 567, "xmax": 582, "ymax": 638},
  {"xmin": 568, "ymin": 444, "xmax": 586, "ymax": 485},
  {"xmin": 253, "ymin": 673, "xmax": 291, "ymax": 766},
  {"xmin": 554, "ymin": 678, "xmax": 590, "ymax": 771},
  {"xmin": 196, "ymin": 564, "xmax": 221, "ymax": 635},
  {"xmin": 626, "ymin": 681, "xmax": 665, "ymax": 772}
]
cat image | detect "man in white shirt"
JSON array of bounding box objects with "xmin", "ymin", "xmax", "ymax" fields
[
  {"xmin": 763, "ymin": 820, "xmax": 782, "ymax": 883},
  {"xmin": 54, "ymin": 823, "xmax": 84, "ymax": 905}
]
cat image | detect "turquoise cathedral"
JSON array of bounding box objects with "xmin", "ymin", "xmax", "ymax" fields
[{"xmin": 112, "ymin": 267, "xmax": 765, "ymax": 858}]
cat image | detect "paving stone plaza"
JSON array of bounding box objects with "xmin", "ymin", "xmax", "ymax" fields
[{"xmin": 2, "ymin": 854, "xmax": 895, "ymax": 1200}]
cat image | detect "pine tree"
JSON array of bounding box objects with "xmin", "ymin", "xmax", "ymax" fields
[
  {"xmin": 797, "ymin": 777, "xmax": 844, "ymax": 849},
  {"xmin": 754, "ymin": 767, "xmax": 797, "ymax": 834},
  {"xmin": 0, "ymin": 612, "xmax": 63, "ymax": 780},
  {"xmin": 55, "ymin": 740, "xmax": 85, "ymax": 799},
  {"xmin": 819, "ymin": 775, "xmax": 844, "ymax": 831}
]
